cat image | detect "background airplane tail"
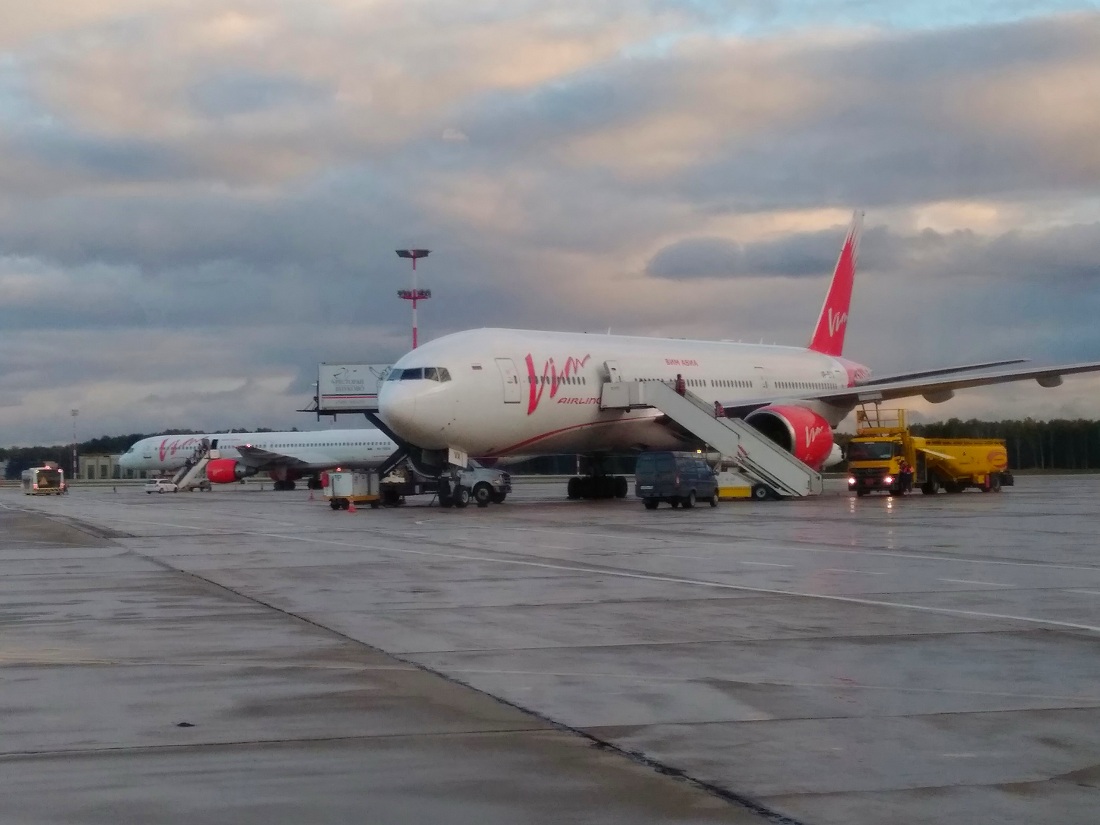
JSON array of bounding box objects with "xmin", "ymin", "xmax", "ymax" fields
[{"xmin": 808, "ymin": 210, "xmax": 863, "ymax": 357}]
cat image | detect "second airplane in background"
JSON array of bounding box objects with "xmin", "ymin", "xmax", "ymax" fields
[{"xmin": 119, "ymin": 429, "xmax": 397, "ymax": 490}]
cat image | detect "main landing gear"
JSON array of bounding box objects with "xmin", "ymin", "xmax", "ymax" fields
[
  {"xmin": 272, "ymin": 480, "xmax": 297, "ymax": 491},
  {"xmin": 566, "ymin": 475, "xmax": 629, "ymax": 500}
]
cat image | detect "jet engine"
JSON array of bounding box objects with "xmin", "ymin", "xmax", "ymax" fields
[
  {"xmin": 205, "ymin": 458, "xmax": 254, "ymax": 484},
  {"xmin": 743, "ymin": 405, "xmax": 838, "ymax": 470}
]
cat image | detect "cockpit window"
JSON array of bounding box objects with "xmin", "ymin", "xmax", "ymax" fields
[{"xmin": 389, "ymin": 367, "xmax": 451, "ymax": 382}]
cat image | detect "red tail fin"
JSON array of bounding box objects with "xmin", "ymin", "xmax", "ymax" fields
[{"xmin": 808, "ymin": 210, "xmax": 863, "ymax": 356}]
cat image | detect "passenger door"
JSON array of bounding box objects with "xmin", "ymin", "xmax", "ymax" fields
[{"xmin": 495, "ymin": 358, "xmax": 522, "ymax": 404}]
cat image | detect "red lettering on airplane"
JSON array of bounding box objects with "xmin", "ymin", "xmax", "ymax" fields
[
  {"xmin": 525, "ymin": 353, "xmax": 591, "ymax": 415},
  {"xmin": 664, "ymin": 358, "xmax": 700, "ymax": 366},
  {"xmin": 158, "ymin": 436, "xmax": 200, "ymax": 462}
]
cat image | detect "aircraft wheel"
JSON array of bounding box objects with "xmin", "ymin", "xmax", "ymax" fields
[
  {"xmin": 643, "ymin": 498, "xmax": 659, "ymax": 510},
  {"xmin": 453, "ymin": 487, "xmax": 470, "ymax": 508},
  {"xmin": 472, "ymin": 483, "xmax": 493, "ymax": 507},
  {"xmin": 567, "ymin": 477, "xmax": 580, "ymax": 499}
]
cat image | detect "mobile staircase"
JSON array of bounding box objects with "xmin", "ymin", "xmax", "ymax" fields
[
  {"xmin": 171, "ymin": 441, "xmax": 214, "ymax": 491},
  {"xmin": 600, "ymin": 380, "xmax": 823, "ymax": 498}
]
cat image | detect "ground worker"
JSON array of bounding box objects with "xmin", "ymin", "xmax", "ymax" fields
[{"xmin": 675, "ymin": 373, "xmax": 686, "ymax": 395}]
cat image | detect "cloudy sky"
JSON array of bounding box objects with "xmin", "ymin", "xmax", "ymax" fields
[{"xmin": 2, "ymin": 1, "xmax": 1099, "ymax": 445}]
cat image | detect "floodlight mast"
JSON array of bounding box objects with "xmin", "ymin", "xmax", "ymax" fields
[{"xmin": 396, "ymin": 249, "xmax": 431, "ymax": 349}]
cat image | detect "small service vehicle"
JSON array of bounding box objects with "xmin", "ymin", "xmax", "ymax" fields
[
  {"xmin": 323, "ymin": 470, "xmax": 381, "ymax": 511},
  {"xmin": 635, "ymin": 451, "xmax": 719, "ymax": 510},
  {"xmin": 145, "ymin": 479, "xmax": 178, "ymax": 494}
]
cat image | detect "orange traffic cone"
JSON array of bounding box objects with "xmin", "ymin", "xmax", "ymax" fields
[{"xmin": 347, "ymin": 499, "xmax": 356, "ymax": 513}]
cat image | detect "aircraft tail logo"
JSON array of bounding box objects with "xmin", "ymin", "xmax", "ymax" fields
[{"xmin": 808, "ymin": 210, "xmax": 863, "ymax": 357}]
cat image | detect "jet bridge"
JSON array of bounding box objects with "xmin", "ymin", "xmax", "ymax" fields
[{"xmin": 600, "ymin": 381, "xmax": 823, "ymax": 498}]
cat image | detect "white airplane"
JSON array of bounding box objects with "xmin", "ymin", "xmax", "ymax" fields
[
  {"xmin": 118, "ymin": 429, "xmax": 398, "ymax": 490},
  {"xmin": 377, "ymin": 211, "xmax": 1100, "ymax": 495}
]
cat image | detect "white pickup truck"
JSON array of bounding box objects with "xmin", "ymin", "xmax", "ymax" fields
[{"xmin": 379, "ymin": 461, "xmax": 511, "ymax": 508}]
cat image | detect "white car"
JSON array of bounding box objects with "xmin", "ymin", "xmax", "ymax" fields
[{"xmin": 145, "ymin": 479, "xmax": 178, "ymax": 494}]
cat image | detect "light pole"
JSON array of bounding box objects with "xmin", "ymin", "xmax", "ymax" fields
[
  {"xmin": 71, "ymin": 409, "xmax": 78, "ymax": 481},
  {"xmin": 396, "ymin": 249, "xmax": 431, "ymax": 349}
]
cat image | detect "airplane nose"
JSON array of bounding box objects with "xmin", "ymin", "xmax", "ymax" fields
[
  {"xmin": 380, "ymin": 389, "xmax": 416, "ymax": 437},
  {"xmin": 379, "ymin": 383, "xmax": 448, "ymax": 449}
]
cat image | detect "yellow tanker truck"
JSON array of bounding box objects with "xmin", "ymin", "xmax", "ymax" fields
[{"xmin": 846, "ymin": 408, "xmax": 1013, "ymax": 496}]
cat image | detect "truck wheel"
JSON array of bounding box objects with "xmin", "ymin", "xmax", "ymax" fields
[
  {"xmin": 473, "ymin": 483, "xmax": 493, "ymax": 507},
  {"xmin": 370, "ymin": 500, "xmax": 380, "ymax": 509},
  {"xmin": 614, "ymin": 476, "xmax": 628, "ymax": 498},
  {"xmin": 921, "ymin": 476, "xmax": 941, "ymax": 495},
  {"xmin": 491, "ymin": 492, "xmax": 507, "ymax": 504},
  {"xmin": 329, "ymin": 500, "xmax": 340, "ymax": 510},
  {"xmin": 643, "ymin": 498, "xmax": 659, "ymax": 510},
  {"xmin": 670, "ymin": 499, "xmax": 680, "ymax": 508},
  {"xmin": 453, "ymin": 487, "xmax": 470, "ymax": 508},
  {"xmin": 683, "ymin": 491, "xmax": 696, "ymax": 509},
  {"xmin": 751, "ymin": 484, "xmax": 770, "ymax": 501},
  {"xmin": 990, "ymin": 475, "xmax": 1002, "ymax": 493},
  {"xmin": 709, "ymin": 492, "xmax": 718, "ymax": 507}
]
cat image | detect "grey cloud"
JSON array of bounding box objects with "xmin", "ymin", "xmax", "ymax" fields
[
  {"xmin": 647, "ymin": 224, "xmax": 870, "ymax": 280},
  {"xmin": 190, "ymin": 72, "xmax": 331, "ymax": 118}
]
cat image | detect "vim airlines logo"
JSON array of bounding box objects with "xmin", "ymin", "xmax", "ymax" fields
[
  {"xmin": 827, "ymin": 309, "xmax": 847, "ymax": 338},
  {"xmin": 525, "ymin": 353, "xmax": 590, "ymax": 415},
  {"xmin": 805, "ymin": 425, "xmax": 827, "ymax": 448},
  {"xmin": 159, "ymin": 437, "xmax": 201, "ymax": 461}
]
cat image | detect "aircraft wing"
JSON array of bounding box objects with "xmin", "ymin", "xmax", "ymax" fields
[
  {"xmin": 855, "ymin": 358, "xmax": 1028, "ymax": 386},
  {"xmin": 234, "ymin": 445, "xmax": 312, "ymax": 471},
  {"xmin": 719, "ymin": 360, "xmax": 1100, "ymax": 415}
]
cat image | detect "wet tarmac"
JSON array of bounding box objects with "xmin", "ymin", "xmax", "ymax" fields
[{"xmin": 3, "ymin": 476, "xmax": 1099, "ymax": 824}]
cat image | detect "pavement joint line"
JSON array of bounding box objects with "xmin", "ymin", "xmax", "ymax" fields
[
  {"xmin": 125, "ymin": 539, "xmax": 812, "ymax": 825},
  {"xmin": 939, "ymin": 578, "xmax": 1015, "ymax": 587},
  {"xmin": 176, "ymin": 527, "xmax": 1100, "ymax": 635},
  {"xmin": 400, "ymin": 668, "xmax": 1100, "ymax": 702},
  {"xmin": 96, "ymin": 507, "xmax": 1100, "ymax": 573},
  {"xmin": 0, "ymin": 727, "xmax": 559, "ymax": 761}
]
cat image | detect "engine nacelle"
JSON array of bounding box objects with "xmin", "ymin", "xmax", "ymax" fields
[
  {"xmin": 206, "ymin": 458, "xmax": 254, "ymax": 484},
  {"xmin": 743, "ymin": 405, "xmax": 836, "ymax": 470}
]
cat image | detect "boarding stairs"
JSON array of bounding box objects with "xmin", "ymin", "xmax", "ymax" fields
[
  {"xmin": 171, "ymin": 442, "xmax": 214, "ymax": 491},
  {"xmin": 600, "ymin": 381, "xmax": 823, "ymax": 497}
]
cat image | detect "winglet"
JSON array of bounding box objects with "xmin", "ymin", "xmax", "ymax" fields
[{"xmin": 808, "ymin": 210, "xmax": 863, "ymax": 356}]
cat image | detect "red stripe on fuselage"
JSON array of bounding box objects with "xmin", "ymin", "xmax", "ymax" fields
[{"xmin": 485, "ymin": 414, "xmax": 660, "ymax": 456}]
